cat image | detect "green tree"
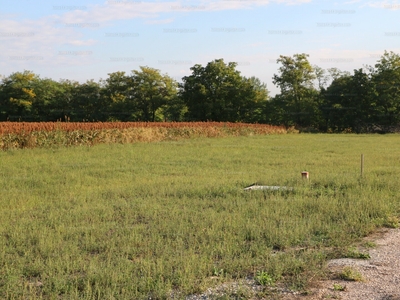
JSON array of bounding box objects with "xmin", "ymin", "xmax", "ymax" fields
[
  {"xmin": 327, "ymin": 68, "xmax": 351, "ymax": 81},
  {"xmin": 30, "ymin": 78, "xmax": 66, "ymax": 121},
  {"xmin": 371, "ymin": 51, "xmax": 400, "ymax": 126},
  {"xmin": 69, "ymin": 80, "xmax": 104, "ymax": 121},
  {"xmin": 101, "ymin": 71, "xmax": 131, "ymax": 121},
  {"xmin": 180, "ymin": 59, "xmax": 267, "ymax": 122},
  {"xmin": 313, "ymin": 65, "xmax": 328, "ymax": 91},
  {"xmin": 323, "ymin": 69, "xmax": 377, "ymax": 132},
  {"xmin": 0, "ymin": 70, "xmax": 38, "ymax": 121},
  {"xmin": 350, "ymin": 69, "xmax": 378, "ymax": 131},
  {"xmin": 264, "ymin": 94, "xmax": 290, "ymax": 126},
  {"xmin": 243, "ymin": 76, "xmax": 269, "ymax": 123},
  {"xmin": 128, "ymin": 67, "xmax": 178, "ymax": 121},
  {"xmin": 321, "ymin": 74, "xmax": 352, "ymax": 131},
  {"xmin": 272, "ymin": 54, "xmax": 320, "ymax": 128},
  {"xmin": 162, "ymin": 94, "xmax": 187, "ymax": 122},
  {"xmin": 319, "ymin": 68, "xmax": 354, "ymax": 131},
  {"xmin": 51, "ymin": 79, "xmax": 81, "ymax": 121}
]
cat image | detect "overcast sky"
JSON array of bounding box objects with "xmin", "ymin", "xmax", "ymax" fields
[{"xmin": 1, "ymin": 0, "xmax": 399, "ymax": 95}]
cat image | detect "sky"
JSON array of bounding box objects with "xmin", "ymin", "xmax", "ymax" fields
[{"xmin": 0, "ymin": 0, "xmax": 399, "ymax": 95}]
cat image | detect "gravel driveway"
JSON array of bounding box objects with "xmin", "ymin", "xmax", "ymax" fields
[{"xmin": 282, "ymin": 227, "xmax": 400, "ymax": 300}]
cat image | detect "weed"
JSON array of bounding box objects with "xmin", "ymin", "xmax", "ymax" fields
[
  {"xmin": 214, "ymin": 287, "xmax": 251, "ymax": 300},
  {"xmin": 346, "ymin": 247, "xmax": 370, "ymax": 259},
  {"xmin": 339, "ymin": 267, "xmax": 364, "ymax": 282},
  {"xmin": 384, "ymin": 216, "xmax": 399, "ymax": 228},
  {"xmin": 213, "ymin": 267, "xmax": 225, "ymax": 277},
  {"xmin": 255, "ymin": 271, "xmax": 275, "ymax": 286},
  {"xmin": 363, "ymin": 241, "xmax": 376, "ymax": 248},
  {"xmin": 333, "ymin": 283, "xmax": 346, "ymax": 291},
  {"xmin": 323, "ymin": 294, "xmax": 341, "ymax": 299}
]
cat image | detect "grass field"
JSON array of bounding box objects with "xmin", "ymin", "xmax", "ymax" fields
[{"xmin": 1, "ymin": 134, "xmax": 399, "ymax": 299}]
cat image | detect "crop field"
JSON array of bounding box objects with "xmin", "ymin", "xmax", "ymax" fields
[
  {"xmin": 0, "ymin": 122, "xmax": 289, "ymax": 150},
  {"xmin": 1, "ymin": 132, "xmax": 400, "ymax": 299}
]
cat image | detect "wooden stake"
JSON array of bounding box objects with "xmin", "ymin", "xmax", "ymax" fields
[{"xmin": 361, "ymin": 154, "xmax": 364, "ymax": 177}]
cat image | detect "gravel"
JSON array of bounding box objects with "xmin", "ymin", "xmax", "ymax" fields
[
  {"xmin": 282, "ymin": 228, "xmax": 400, "ymax": 300},
  {"xmin": 184, "ymin": 228, "xmax": 400, "ymax": 300}
]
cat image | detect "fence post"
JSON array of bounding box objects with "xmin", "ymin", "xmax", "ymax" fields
[{"xmin": 361, "ymin": 154, "xmax": 364, "ymax": 177}]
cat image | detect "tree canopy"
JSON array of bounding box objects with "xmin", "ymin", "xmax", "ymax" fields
[
  {"xmin": 180, "ymin": 59, "xmax": 268, "ymax": 122},
  {"xmin": 1, "ymin": 51, "xmax": 400, "ymax": 132}
]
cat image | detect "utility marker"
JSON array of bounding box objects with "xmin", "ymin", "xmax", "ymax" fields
[{"xmin": 301, "ymin": 171, "xmax": 309, "ymax": 180}]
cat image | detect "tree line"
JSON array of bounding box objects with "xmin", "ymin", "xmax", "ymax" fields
[{"xmin": 1, "ymin": 50, "xmax": 399, "ymax": 132}]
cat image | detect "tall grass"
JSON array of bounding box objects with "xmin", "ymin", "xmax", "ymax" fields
[
  {"xmin": 0, "ymin": 134, "xmax": 399, "ymax": 299},
  {"xmin": 0, "ymin": 122, "xmax": 290, "ymax": 150}
]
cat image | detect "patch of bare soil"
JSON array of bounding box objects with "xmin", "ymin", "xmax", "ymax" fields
[{"xmin": 281, "ymin": 228, "xmax": 400, "ymax": 300}]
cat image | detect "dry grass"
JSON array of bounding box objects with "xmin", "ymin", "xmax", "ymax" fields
[{"xmin": 0, "ymin": 122, "xmax": 292, "ymax": 150}]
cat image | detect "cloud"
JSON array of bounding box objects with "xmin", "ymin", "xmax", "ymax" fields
[
  {"xmin": 56, "ymin": 0, "xmax": 313, "ymax": 25},
  {"xmin": 0, "ymin": 17, "xmax": 98, "ymax": 70},
  {"xmin": 344, "ymin": 0, "xmax": 400, "ymax": 10},
  {"xmin": 247, "ymin": 42, "xmax": 268, "ymax": 48},
  {"xmin": 306, "ymin": 48, "xmax": 400, "ymax": 70},
  {"xmin": 145, "ymin": 18, "xmax": 174, "ymax": 25},
  {"xmin": 344, "ymin": 0, "xmax": 362, "ymax": 4},
  {"xmin": 68, "ymin": 39, "xmax": 98, "ymax": 46},
  {"xmin": 366, "ymin": 1, "xmax": 400, "ymax": 10},
  {"xmin": 0, "ymin": 0, "xmax": 308, "ymax": 55},
  {"xmin": 0, "ymin": 0, "xmax": 313, "ymax": 76},
  {"xmin": 274, "ymin": 0, "xmax": 312, "ymax": 5}
]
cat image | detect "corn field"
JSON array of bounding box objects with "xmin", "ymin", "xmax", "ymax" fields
[{"xmin": 0, "ymin": 122, "xmax": 293, "ymax": 150}]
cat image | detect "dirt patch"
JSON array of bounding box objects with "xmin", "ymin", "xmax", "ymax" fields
[{"xmin": 281, "ymin": 228, "xmax": 400, "ymax": 300}]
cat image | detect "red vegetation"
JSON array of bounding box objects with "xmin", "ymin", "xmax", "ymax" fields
[{"xmin": 0, "ymin": 122, "xmax": 286, "ymax": 135}]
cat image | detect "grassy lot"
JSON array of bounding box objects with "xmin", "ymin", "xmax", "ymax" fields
[{"xmin": 0, "ymin": 134, "xmax": 399, "ymax": 299}]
